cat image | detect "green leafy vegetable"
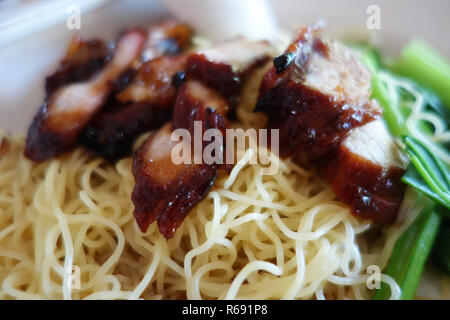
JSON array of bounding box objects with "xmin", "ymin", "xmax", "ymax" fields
[
  {"xmin": 390, "ymin": 40, "xmax": 450, "ymax": 111},
  {"xmin": 402, "ymin": 136, "xmax": 450, "ymax": 209},
  {"xmin": 366, "ymin": 48, "xmax": 450, "ymax": 211},
  {"xmin": 373, "ymin": 202, "xmax": 442, "ymax": 300},
  {"xmin": 371, "ymin": 75, "xmax": 406, "ymax": 138},
  {"xmin": 361, "ymin": 39, "xmax": 450, "ymax": 300},
  {"xmin": 418, "ymin": 86, "xmax": 450, "ymax": 123},
  {"xmin": 346, "ymin": 42, "xmax": 381, "ymax": 74}
]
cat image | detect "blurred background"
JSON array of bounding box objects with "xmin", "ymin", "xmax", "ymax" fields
[{"xmin": 0, "ymin": 0, "xmax": 449, "ymax": 133}]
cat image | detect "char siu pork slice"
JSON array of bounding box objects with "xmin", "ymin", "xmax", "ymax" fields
[
  {"xmin": 132, "ymin": 38, "xmax": 280, "ymax": 238},
  {"xmin": 186, "ymin": 38, "xmax": 276, "ymax": 98},
  {"xmin": 323, "ymin": 120, "xmax": 408, "ymax": 224},
  {"xmin": 173, "ymin": 80, "xmax": 230, "ymax": 136},
  {"xmin": 25, "ymin": 29, "xmax": 146, "ymax": 162},
  {"xmin": 140, "ymin": 20, "xmax": 192, "ymax": 64},
  {"xmin": 80, "ymin": 21, "xmax": 193, "ymax": 162},
  {"xmin": 81, "ymin": 55, "xmax": 187, "ymax": 162},
  {"xmin": 255, "ymin": 25, "xmax": 381, "ymax": 160},
  {"xmin": 132, "ymin": 123, "xmax": 218, "ymax": 238},
  {"xmin": 45, "ymin": 36, "xmax": 112, "ymax": 99},
  {"xmin": 254, "ymin": 25, "xmax": 407, "ymax": 224},
  {"xmin": 133, "ymin": 80, "xmax": 229, "ymax": 237}
]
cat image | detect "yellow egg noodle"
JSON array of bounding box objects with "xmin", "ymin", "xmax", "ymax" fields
[
  {"xmin": 0, "ymin": 122, "xmax": 408, "ymax": 301},
  {"xmin": 0, "ymin": 132, "xmax": 389, "ymax": 300}
]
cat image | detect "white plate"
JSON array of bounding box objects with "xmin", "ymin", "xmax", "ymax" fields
[{"xmin": 0, "ymin": 0, "xmax": 449, "ymax": 134}]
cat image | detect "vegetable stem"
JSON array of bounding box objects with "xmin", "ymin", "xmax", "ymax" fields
[
  {"xmin": 371, "ymin": 75, "xmax": 406, "ymax": 138},
  {"xmin": 353, "ymin": 39, "xmax": 449, "ymax": 300},
  {"xmin": 373, "ymin": 203, "xmax": 442, "ymax": 300},
  {"xmin": 390, "ymin": 40, "xmax": 450, "ymax": 110},
  {"xmin": 402, "ymin": 137, "xmax": 450, "ymax": 210}
]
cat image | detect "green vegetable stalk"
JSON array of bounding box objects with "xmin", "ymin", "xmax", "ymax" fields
[
  {"xmin": 390, "ymin": 40, "xmax": 450, "ymax": 111},
  {"xmin": 356, "ymin": 40, "xmax": 450, "ymax": 300},
  {"xmin": 370, "ymin": 75, "xmax": 405, "ymax": 138},
  {"xmin": 403, "ymin": 137, "xmax": 450, "ymax": 209},
  {"xmin": 373, "ymin": 202, "xmax": 442, "ymax": 300}
]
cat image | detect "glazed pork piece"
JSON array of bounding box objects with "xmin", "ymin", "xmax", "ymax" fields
[
  {"xmin": 132, "ymin": 124, "xmax": 218, "ymax": 238},
  {"xmin": 80, "ymin": 22, "xmax": 193, "ymax": 162},
  {"xmin": 45, "ymin": 36, "xmax": 111, "ymax": 98},
  {"xmin": 255, "ymin": 25, "xmax": 381, "ymax": 160},
  {"xmin": 81, "ymin": 55, "xmax": 188, "ymax": 162},
  {"xmin": 25, "ymin": 29, "xmax": 146, "ymax": 162},
  {"xmin": 140, "ymin": 20, "xmax": 192, "ymax": 63},
  {"xmin": 44, "ymin": 21, "xmax": 192, "ymax": 101},
  {"xmin": 324, "ymin": 120, "xmax": 407, "ymax": 224},
  {"xmin": 186, "ymin": 38, "xmax": 275, "ymax": 98},
  {"xmin": 133, "ymin": 81, "xmax": 229, "ymax": 238},
  {"xmin": 173, "ymin": 80, "xmax": 230, "ymax": 137},
  {"xmin": 132, "ymin": 38, "xmax": 275, "ymax": 237},
  {"xmin": 254, "ymin": 25, "xmax": 407, "ymax": 224}
]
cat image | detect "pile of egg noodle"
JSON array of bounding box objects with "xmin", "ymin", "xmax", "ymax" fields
[{"xmin": 0, "ymin": 66, "xmax": 410, "ymax": 301}]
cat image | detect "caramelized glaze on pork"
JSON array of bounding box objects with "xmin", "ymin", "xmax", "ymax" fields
[
  {"xmin": 25, "ymin": 29, "xmax": 146, "ymax": 162},
  {"xmin": 80, "ymin": 21, "xmax": 193, "ymax": 162},
  {"xmin": 255, "ymin": 25, "xmax": 406, "ymax": 224},
  {"xmin": 186, "ymin": 38, "xmax": 275, "ymax": 98},
  {"xmin": 132, "ymin": 124, "xmax": 218, "ymax": 238},
  {"xmin": 133, "ymin": 39, "xmax": 275, "ymax": 237},
  {"xmin": 45, "ymin": 37, "xmax": 111, "ymax": 98},
  {"xmin": 81, "ymin": 55, "xmax": 187, "ymax": 162}
]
